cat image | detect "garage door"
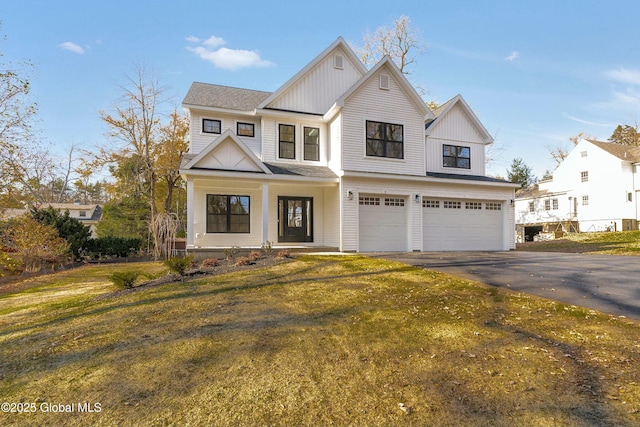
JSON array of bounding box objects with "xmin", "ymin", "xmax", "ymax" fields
[
  {"xmin": 423, "ymin": 199, "xmax": 503, "ymax": 251},
  {"xmin": 359, "ymin": 195, "xmax": 408, "ymax": 252}
]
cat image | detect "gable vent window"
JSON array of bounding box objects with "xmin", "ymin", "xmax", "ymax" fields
[
  {"xmin": 334, "ymin": 54, "xmax": 344, "ymax": 69},
  {"xmin": 379, "ymin": 74, "xmax": 390, "ymax": 90},
  {"xmin": 581, "ymin": 151, "xmax": 588, "ymax": 157}
]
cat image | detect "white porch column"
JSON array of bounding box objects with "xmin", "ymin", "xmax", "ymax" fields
[
  {"xmin": 186, "ymin": 179, "xmax": 195, "ymax": 248},
  {"xmin": 262, "ymin": 183, "xmax": 269, "ymax": 243}
]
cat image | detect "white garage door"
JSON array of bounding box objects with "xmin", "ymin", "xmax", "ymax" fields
[
  {"xmin": 423, "ymin": 199, "xmax": 503, "ymax": 251},
  {"xmin": 359, "ymin": 195, "xmax": 408, "ymax": 252}
]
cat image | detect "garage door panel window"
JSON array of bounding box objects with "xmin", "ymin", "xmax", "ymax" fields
[
  {"xmin": 359, "ymin": 196, "xmax": 380, "ymax": 205},
  {"xmin": 444, "ymin": 201, "xmax": 461, "ymax": 209},
  {"xmin": 423, "ymin": 199, "xmax": 440, "ymax": 208},
  {"xmin": 466, "ymin": 202, "xmax": 482, "ymax": 210},
  {"xmin": 384, "ymin": 197, "xmax": 405, "ymax": 206},
  {"xmin": 443, "ymin": 144, "xmax": 471, "ymax": 169},
  {"xmin": 486, "ymin": 202, "xmax": 502, "ymax": 210}
]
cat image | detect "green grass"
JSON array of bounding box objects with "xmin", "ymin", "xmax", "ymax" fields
[
  {"xmin": 1, "ymin": 257, "xmax": 640, "ymax": 426},
  {"xmin": 518, "ymin": 230, "xmax": 640, "ymax": 255}
]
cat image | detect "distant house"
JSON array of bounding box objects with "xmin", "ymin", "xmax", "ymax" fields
[
  {"xmin": 1, "ymin": 203, "xmax": 102, "ymax": 237},
  {"xmin": 180, "ymin": 36, "xmax": 517, "ymax": 253},
  {"xmin": 515, "ymin": 138, "xmax": 640, "ymax": 241}
]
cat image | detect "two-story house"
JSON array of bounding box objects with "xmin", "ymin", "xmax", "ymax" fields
[
  {"xmin": 515, "ymin": 138, "xmax": 640, "ymax": 241},
  {"xmin": 180, "ymin": 37, "xmax": 517, "ymax": 253}
]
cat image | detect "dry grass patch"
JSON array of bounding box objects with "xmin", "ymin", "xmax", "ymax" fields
[
  {"xmin": 518, "ymin": 230, "xmax": 640, "ymax": 255},
  {"xmin": 1, "ymin": 256, "xmax": 640, "ymax": 426}
]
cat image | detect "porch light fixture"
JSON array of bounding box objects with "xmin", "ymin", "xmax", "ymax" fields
[
  {"xmin": 347, "ymin": 190, "xmax": 354, "ymax": 200},
  {"xmin": 415, "ymin": 194, "xmax": 421, "ymax": 203}
]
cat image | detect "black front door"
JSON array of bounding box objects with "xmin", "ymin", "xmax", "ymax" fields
[{"xmin": 278, "ymin": 196, "xmax": 313, "ymax": 242}]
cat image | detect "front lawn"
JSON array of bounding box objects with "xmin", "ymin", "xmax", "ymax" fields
[
  {"xmin": 518, "ymin": 230, "xmax": 640, "ymax": 255},
  {"xmin": 1, "ymin": 256, "xmax": 639, "ymax": 426}
]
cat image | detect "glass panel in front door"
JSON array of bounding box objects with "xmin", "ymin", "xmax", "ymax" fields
[{"xmin": 288, "ymin": 200, "xmax": 303, "ymax": 228}]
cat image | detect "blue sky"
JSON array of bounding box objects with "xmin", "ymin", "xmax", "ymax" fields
[{"xmin": 3, "ymin": 0, "xmax": 640, "ymax": 179}]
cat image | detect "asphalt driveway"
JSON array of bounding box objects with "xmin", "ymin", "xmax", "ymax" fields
[{"xmin": 373, "ymin": 251, "xmax": 640, "ymax": 320}]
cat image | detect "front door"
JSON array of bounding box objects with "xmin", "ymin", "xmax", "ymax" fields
[{"xmin": 278, "ymin": 196, "xmax": 313, "ymax": 242}]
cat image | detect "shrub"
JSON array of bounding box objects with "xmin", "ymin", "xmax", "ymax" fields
[
  {"xmin": 163, "ymin": 255, "xmax": 194, "ymax": 276},
  {"xmin": 248, "ymin": 250, "xmax": 262, "ymax": 262},
  {"xmin": 84, "ymin": 236, "xmax": 143, "ymax": 258},
  {"xmin": 233, "ymin": 256, "xmax": 252, "ymax": 267},
  {"xmin": 261, "ymin": 240, "xmax": 274, "ymax": 257},
  {"xmin": 200, "ymin": 258, "xmax": 218, "ymax": 268},
  {"xmin": 108, "ymin": 270, "xmax": 141, "ymax": 289},
  {"xmin": 30, "ymin": 206, "xmax": 91, "ymax": 259},
  {"xmin": 276, "ymin": 249, "xmax": 292, "ymax": 259},
  {"xmin": 223, "ymin": 246, "xmax": 239, "ymax": 260}
]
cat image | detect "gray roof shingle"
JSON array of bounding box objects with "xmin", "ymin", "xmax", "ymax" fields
[
  {"xmin": 264, "ymin": 163, "xmax": 338, "ymax": 178},
  {"xmin": 183, "ymin": 82, "xmax": 272, "ymax": 111},
  {"xmin": 587, "ymin": 139, "xmax": 640, "ymax": 163}
]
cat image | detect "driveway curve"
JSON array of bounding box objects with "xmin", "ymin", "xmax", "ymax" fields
[{"xmin": 373, "ymin": 251, "xmax": 640, "ymax": 320}]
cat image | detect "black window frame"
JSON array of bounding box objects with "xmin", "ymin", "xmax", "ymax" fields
[
  {"xmin": 202, "ymin": 118, "xmax": 221, "ymax": 134},
  {"xmin": 443, "ymin": 144, "xmax": 471, "ymax": 169},
  {"xmin": 365, "ymin": 120, "xmax": 404, "ymax": 159},
  {"xmin": 278, "ymin": 124, "xmax": 296, "ymax": 159},
  {"xmin": 237, "ymin": 122, "xmax": 255, "ymax": 137},
  {"xmin": 206, "ymin": 194, "xmax": 250, "ymax": 234},
  {"xmin": 303, "ymin": 126, "xmax": 320, "ymax": 161}
]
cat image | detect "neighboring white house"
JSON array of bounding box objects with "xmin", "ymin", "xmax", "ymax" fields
[
  {"xmin": 515, "ymin": 138, "xmax": 640, "ymax": 241},
  {"xmin": 1, "ymin": 203, "xmax": 102, "ymax": 237},
  {"xmin": 180, "ymin": 37, "xmax": 517, "ymax": 253}
]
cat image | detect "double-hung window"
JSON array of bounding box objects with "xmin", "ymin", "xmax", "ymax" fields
[
  {"xmin": 206, "ymin": 195, "xmax": 250, "ymax": 233},
  {"xmin": 304, "ymin": 127, "xmax": 320, "ymax": 161},
  {"xmin": 237, "ymin": 122, "xmax": 255, "ymax": 137},
  {"xmin": 366, "ymin": 121, "xmax": 403, "ymax": 159},
  {"xmin": 443, "ymin": 145, "xmax": 470, "ymax": 169},
  {"xmin": 279, "ymin": 124, "xmax": 295, "ymax": 159}
]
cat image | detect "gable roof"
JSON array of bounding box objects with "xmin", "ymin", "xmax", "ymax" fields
[
  {"xmin": 183, "ymin": 83, "xmax": 271, "ymax": 112},
  {"xmin": 182, "ymin": 129, "xmax": 272, "ymax": 174},
  {"xmin": 257, "ymin": 37, "xmax": 367, "ymax": 112},
  {"xmin": 335, "ymin": 56, "xmax": 434, "ymax": 120},
  {"xmin": 425, "ymin": 94, "xmax": 493, "ymax": 144},
  {"xmin": 586, "ymin": 139, "xmax": 640, "ymax": 163}
]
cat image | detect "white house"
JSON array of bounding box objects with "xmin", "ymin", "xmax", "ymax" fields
[
  {"xmin": 180, "ymin": 37, "xmax": 517, "ymax": 253},
  {"xmin": 515, "ymin": 138, "xmax": 640, "ymax": 241}
]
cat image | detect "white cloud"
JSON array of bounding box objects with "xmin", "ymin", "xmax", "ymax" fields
[
  {"xmin": 562, "ymin": 113, "xmax": 613, "ymax": 127},
  {"xmin": 58, "ymin": 41, "xmax": 85, "ymax": 54},
  {"xmin": 505, "ymin": 51, "xmax": 519, "ymax": 62},
  {"xmin": 606, "ymin": 67, "xmax": 640, "ymax": 85},
  {"xmin": 186, "ymin": 35, "xmax": 273, "ymax": 71}
]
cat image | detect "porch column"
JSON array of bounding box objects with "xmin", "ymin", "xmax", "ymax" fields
[
  {"xmin": 187, "ymin": 179, "xmax": 195, "ymax": 248},
  {"xmin": 262, "ymin": 183, "xmax": 269, "ymax": 243}
]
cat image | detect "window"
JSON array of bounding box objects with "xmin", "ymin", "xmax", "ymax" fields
[
  {"xmin": 581, "ymin": 171, "xmax": 589, "ymax": 182},
  {"xmin": 486, "ymin": 202, "xmax": 502, "ymax": 210},
  {"xmin": 366, "ymin": 121, "xmax": 403, "ymax": 159},
  {"xmin": 466, "ymin": 202, "xmax": 482, "ymax": 210},
  {"xmin": 581, "ymin": 151, "xmax": 588, "ymax": 157},
  {"xmin": 203, "ymin": 119, "xmax": 221, "ymax": 134},
  {"xmin": 384, "ymin": 197, "xmax": 405, "ymax": 206},
  {"xmin": 423, "ymin": 200, "xmax": 440, "ymax": 208},
  {"xmin": 544, "ymin": 199, "xmax": 551, "ymax": 211},
  {"xmin": 206, "ymin": 195, "xmax": 250, "ymax": 233},
  {"xmin": 334, "ymin": 54, "xmax": 344, "ymax": 69},
  {"xmin": 303, "ymin": 127, "xmax": 319, "ymax": 161},
  {"xmin": 443, "ymin": 145, "xmax": 471, "ymax": 169},
  {"xmin": 279, "ymin": 124, "xmax": 295, "ymax": 159},
  {"xmin": 444, "ymin": 201, "xmax": 461, "ymax": 209},
  {"xmin": 79, "ymin": 210, "xmax": 87, "ymax": 217},
  {"xmin": 359, "ymin": 196, "xmax": 380, "ymax": 206},
  {"xmin": 582, "ymin": 195, "xmax": 589, "ymax": 206},
  {"xmin": 552, "ymin": 198, "xmax": 559, "ymax": 210},
  {"xmin": 529, "ymin": 202, "xmax": 535, "ymax": 213},
  {"xmin": 237, "ymin": 122, "xmax": 255, "ymax": 137},
  {"xmin": 628, "ymin": 192, "xmax": 633, "ymax": 202}
]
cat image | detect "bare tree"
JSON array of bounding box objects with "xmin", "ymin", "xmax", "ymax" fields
[{"xmin": 354, "ymin": 16, "xmax": 426, "ymax": 75}]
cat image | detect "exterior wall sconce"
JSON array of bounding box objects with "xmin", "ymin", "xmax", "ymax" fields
[
  {"xmin": 347, "ymin": 190, "xmax": 354, "ymax": 200},
  {"xmin": 510, "ymin": 199, "xmax": 514, "ymax": 206},
  {"xmin": 415, "ymin": 194, "xmax": 421, "ymax": 203}
]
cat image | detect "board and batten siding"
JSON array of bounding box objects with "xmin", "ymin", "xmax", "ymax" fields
[
  {"xmin": 426, "ymin": 104, "xmax": 487, "ymax": 175},
  {"xmin": 266, "ymin": 48, "xmax": 363, "ymax": 114},
  {"xmin": 189, "ymin": 109, "xmax": 261, "ymax": 157},
  {"xmin": 341, "ymin": 68, "xmax": 426, "ymax": 176}
]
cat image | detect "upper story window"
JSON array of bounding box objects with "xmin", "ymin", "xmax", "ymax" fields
[
  {"xmin": 582, "ymin": 195, "xmax": 589, "ymax": 206},
  {"xmin": 304, "ymin": 127, "xmax": 319, "ymax": 161},
  {"xmin": 366, "ymin": 120, "xmax": 403, "ymax": 159},
  {"xmin": 79, "ymin": 210, "xmax": 87, "ymax": 217},
  {"xmin": 207, "ymin": 195, "xmax": 250, "ymax": 233},
  {"xmin": 528, "ymin": 202, "xmax": 535, "ymax": 213},
  {"xmin": 581, "ymin": 151, "xmax": 588, "ymax": 157},
  {"xmin": 237, "ymin": 122, "xmax": 255, "ymax": 137},
  {"xmin": 552, "ymin": 198, "xmax": 559, "ymax": 210},
  {"xmin": 581, "ymin": 171, "xmax": 589, "ymax": 182},
  {"xmin": 544, "ymin": 200, "xmax": 551, "ymax": 211},
  {"xmin": 443, "ymin": 145, "xmax": 471, "ymax": 169},
  {"xmin": 203, "ymin": 119, "xmax": 221, "ymax": 134},
  {"xmin": 279, "ymin": 124, "xmax": 295, "ymax": 159}
]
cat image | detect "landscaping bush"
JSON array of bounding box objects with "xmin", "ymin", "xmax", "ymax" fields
[
  {"xmin": 84, "ymin": 236, "xmax": 143, "ymax": 258},
  {"xmin": 248, "ymin": 250, "xmax": 262, "ymax": 262},
  {"xmin": 200, "ymin": 258, "xmax": 218, "ymax": 269},
  {"xmin": 276, "ymin": 249, "xmax": 291, "ymax": 259},
  {"xmin": 163, "ymin": 255, "xmax": 194, "ymax": 276},
  {"xmin": 233, "ymin": 256, "xmax": 252, "ymax": 267},
  {"xmin": 108, "ymin": 270, "xmax": 141, "ymax": 289}
]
